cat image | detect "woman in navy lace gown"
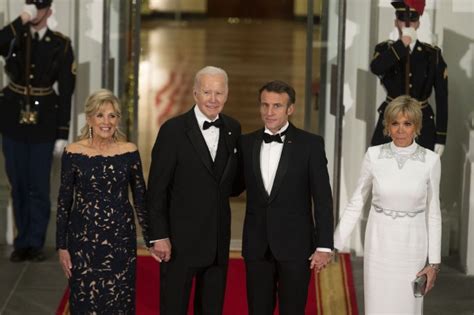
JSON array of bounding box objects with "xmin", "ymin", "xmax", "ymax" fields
[{"xmin": 56, "ymin": 89, "xmax": 148, "ymax": 314}]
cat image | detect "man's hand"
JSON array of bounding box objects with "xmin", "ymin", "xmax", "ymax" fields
[
  {"xmin": 150, "ymin": 238, "xmax": 172, "ymax": 263},
  {"xmin": 434, "ymin": 144, "xmax": 445, "ymax": 157},
  {"xmin": 21, "ymin": 4, "xmax": 37, "ymax": 24},
  {"xmin": 401, "ymin": 27, "xmax": 417, "ymax": 47},
  {"xmin": 58, "ymin": 249, "xmax": 72, "ymax": 279},
  {"xmin": 309, "ymin": 250, "xmax": 333, "ymax": 273},
  {"xmin": 53, "ymin": 139, "xmax": 68, "ymax": 157}
]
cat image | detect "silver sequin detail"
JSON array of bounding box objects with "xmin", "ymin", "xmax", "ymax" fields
[
  {"xmin": 378, "ymin": 143, "xmax": 426, "ymax": 169},
  {"xmin": 373, "ymin": 204, "xmax": 425, "ymax": 219}
]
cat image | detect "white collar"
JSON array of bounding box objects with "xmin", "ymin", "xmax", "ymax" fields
[
  {"xmin": 30, "ymin": 26, "xmax": 48, "ymax": 40},
  {"xmin": 194, "ymin": 105, "xmax": 220, "ymax": 130},
  {"xmin": 264, "ymin": 121, "xmax": 289, "ymax": 135},
  {"xmin": 390, "ymin": 140, "xmax": 417, "ymax": 155}
]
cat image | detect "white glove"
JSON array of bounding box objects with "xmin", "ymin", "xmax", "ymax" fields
[
  {"xmin": 434, "ymin": 144, "xmax": 445, "ymax": 157},
  {"xmin": 53, "ymin": 139, "xmax": 68, "ymax": 157},
  {"xmin": 47, "ymin": 4, "xmax": 58, "ymax": 30},
  {"xmin": 22, "ymin": 4, "xmax": 38, "ymax": 21},
  {"xmin": 401, "ymin": 27, "xmax": 417, "ymax": 45}
]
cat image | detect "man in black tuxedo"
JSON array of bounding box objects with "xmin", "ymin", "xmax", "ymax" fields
[
  {"xmin": 235, "ymin": 80, "xmax": 333, "ymax": 315},
  {"xmin": 147, "ymin": 66, "xmax": 241, "ymax": 315}
]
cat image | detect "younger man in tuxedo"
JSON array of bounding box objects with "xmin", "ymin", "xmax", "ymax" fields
[{"xmin": 235, "ymin": 80, "xmax": 334, "ymax": 315}]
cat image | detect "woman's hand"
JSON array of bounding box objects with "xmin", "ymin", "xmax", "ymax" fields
[
  {"xmin": 417, "ymin": 264, "xmax": 440, "ymax": 295},
  {"xmin": 58, "ymin": 249, "xmax": 73, "ymax": 279}
]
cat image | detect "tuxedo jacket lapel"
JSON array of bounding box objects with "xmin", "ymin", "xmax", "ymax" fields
[
  {"xmin": 184, "ymin": 109, "xmax": 214, "ymax": 176},
  {"xmin": 268, "ymin": 124, "xmax": 294, "ymax": 202},
  {"xmin": 252, "ymin": 131, "xmax": 269, "ymax": 199},
  {"xmin": 219, "ymin": 116, "xmax": 235, "ymax": 184}
]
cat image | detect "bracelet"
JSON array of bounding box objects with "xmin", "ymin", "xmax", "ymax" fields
[{"xmin": 429, "ymin": 263, "xmax": 441, "ymax": 272}]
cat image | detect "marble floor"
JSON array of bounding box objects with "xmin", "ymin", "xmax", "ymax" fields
[{"xmin": 0, "ymin": 17, "xmax": 473, "ymax": 314}]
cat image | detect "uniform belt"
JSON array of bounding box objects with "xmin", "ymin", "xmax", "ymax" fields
[
  {"xmin": 8, "ymin": 82, "xmax": 54, "ymax": 96},
  {"xmin": 385, "ymin": 96, "xmax": 429, "ymax": 109}
]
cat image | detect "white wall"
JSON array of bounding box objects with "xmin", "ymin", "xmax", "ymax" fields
[{"xmin": 434, "ymin": 0, "xmax": 474, "ymax": 273}]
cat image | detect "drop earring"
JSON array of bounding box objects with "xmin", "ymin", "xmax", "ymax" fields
[{"xmin": 89, "ymin": 126, "xmax": 93, "ymax": 139}]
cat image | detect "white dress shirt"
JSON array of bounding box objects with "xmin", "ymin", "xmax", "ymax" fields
[
  {"xmin": 30, "ymin": 26, "xmax": 47, "ymax": 40},
  {"xmin": 260, "ymin": 122, "xmax": 288, "ymax": 195},
  {"xmin": 194, "ymin": 105, "xmax": 220, "ymax": 161},
  {"xmin": 260, "ymin": 122, "xmax": 331, "ymax": 253}
]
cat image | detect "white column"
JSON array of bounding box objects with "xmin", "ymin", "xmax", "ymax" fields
[{"xmin": 460, "ymin": 115, "xmax": 474, "ymax": 275}]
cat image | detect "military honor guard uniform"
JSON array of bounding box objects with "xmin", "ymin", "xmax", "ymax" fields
[
  {"xmin": 0, "ymin": 0, "xmax": 76, "ymax": 262},
  {"xmin": 370, "ymin": 0, "xmax": 448, "ymax": 151}
]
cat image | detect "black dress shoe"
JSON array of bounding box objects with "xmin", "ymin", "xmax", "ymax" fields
[
  {"xmin": 10, "ymin": 248, "xmax": 29, "ymax": 262},
  {"xmin": 28, "ymin": 248, "xmax": 46, "ymax": 262}
]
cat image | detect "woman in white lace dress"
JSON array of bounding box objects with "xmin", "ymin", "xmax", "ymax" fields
[{"xmin": 334, "ymin": 95, "xmax": 442, "ymax": 314}]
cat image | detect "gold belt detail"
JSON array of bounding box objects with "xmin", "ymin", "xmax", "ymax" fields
[{"xmin": 8, "ymin": 82, "xmax": 54, "ymax": 96}]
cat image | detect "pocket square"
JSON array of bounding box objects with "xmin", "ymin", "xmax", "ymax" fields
[{"xmin": 234, "ymin": 148, "xmax": 237, "ymax": 154}]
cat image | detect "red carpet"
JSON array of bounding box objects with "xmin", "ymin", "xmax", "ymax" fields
[{"xmin": 57, "ymin": 253, "xmax": 358, "ymax": 315}]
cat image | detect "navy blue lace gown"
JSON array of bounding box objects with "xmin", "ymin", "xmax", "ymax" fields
[{"xmin": 56, "ymin": 150, "xmax": 148, "ymax": 314}]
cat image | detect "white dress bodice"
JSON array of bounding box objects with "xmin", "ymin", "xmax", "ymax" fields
[{"xmin": 334, "ymin": 141, "xmax": 442, "ymax": 263}]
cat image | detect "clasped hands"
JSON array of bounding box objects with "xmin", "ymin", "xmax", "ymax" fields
[
  {"xmin": 149, "ymin": 240, "xmax": 333, "ymax": 270},
  {"xmin": 149, "ymin": 238, "xmax": 172, "ymax": 263},
  {"xmin": 309, "ymin": 250, "xmax": 334, "ymax": 273}
]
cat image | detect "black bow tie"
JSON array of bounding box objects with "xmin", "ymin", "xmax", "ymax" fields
[
  {"xmin": 263, "ymin": 129, "xmax": 288, "ymax": 144},
  {"xmin": 203, "ymin": 118, "xmax": 223, "ymax": 130}
]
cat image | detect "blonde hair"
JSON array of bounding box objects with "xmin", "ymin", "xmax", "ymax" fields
[
  {"xmin": 383, "ymin": 95, "xmax": 422, "ymax": 136},
  {"xmin": 78, "ymin": 89, "xmax": 126, "ymax": 141}
]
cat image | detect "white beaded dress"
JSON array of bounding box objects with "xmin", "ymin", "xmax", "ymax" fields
[{"xmin": 334, "ymin": 142, "xmax": 441, "ymax": 314}]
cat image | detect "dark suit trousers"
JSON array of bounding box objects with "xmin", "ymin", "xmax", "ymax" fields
[
  {"xmin": 160, "ymin": 259, "xmax": 228, "ymax": 315},
  {"xmin": 2, "ymin": 135, "xmax": 54, "ymax": 250},
  {"xmin": 245, "ymin": 248, "xmax": 311, "ymax": 315}
]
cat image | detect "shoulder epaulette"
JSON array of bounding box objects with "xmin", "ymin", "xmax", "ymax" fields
[
  {"xmin": 52, "ymin": 31, "xmax": 71, "ymax": 42},
  {"xmin": 420, "ymin": 42, "xmax": 440, "ymax": 51},
  {"xmin": 376, "ymin": 40, "xmax": 394, "ymax": 47},
  {"xmin": 420, "ymin": 42, "xmax": 441, "ymax": 63}
]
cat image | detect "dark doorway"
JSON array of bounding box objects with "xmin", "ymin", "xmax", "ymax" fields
[{"xmin": 207, "ymin": 0, "xmax": 294, "ymax": 19}]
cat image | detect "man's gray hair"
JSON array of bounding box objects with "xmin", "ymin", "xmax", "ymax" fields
[{"xmin": 194, "ymin": 66, "xmax": 228, "ymax": 88}]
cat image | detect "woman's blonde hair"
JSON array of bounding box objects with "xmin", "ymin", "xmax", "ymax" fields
[
  {"xmin": 383, "ymin": 95, "xmax": 422, "ymax": 137},
  {"xmin": 78, "ymin": 89, "xmax": 126, "ymax": 141}
]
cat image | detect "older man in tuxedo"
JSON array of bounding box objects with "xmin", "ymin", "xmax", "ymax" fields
[
  {"xmin": 147, "ymin": 66, "xmax": 241, "ymax": 315},
  {"xmin": 235, "ymin": 80, "xmax": 333, "ymax": 315}
]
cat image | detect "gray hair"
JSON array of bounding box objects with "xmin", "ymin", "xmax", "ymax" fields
[{"xmin": 194, "ymin": 66, "xmax": 228, "ymax": 89}]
